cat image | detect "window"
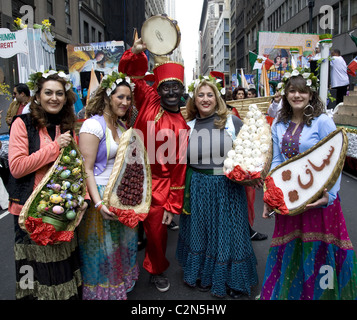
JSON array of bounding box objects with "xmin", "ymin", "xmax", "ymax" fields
[
  {"xmin": 341, "ymin": 0, "xmax": 349, "ymax": 33},
  {"xmin": 334, "ymin": 5, "xmax": 339, "ymax": 35},
  {"xmin": 65, "ymin": 0, "xmax": 71, "ymax": 26},
  {"xmin": 84, "ymin": 21, "xmax": 89, "ymax": 43},
  {"xmin": 47, "ymin": 0, "xmax": 53, "ymax": 15},
  {"xmin": 352, "ymin": 0, "xmax": 357, "ymax": 29},
  {"xmin": 97, "ymin": 0, "xmax": 102, "ymax": 17},
  {"xmin": 92, "ymin": 27, "xmax": 96, "ymax": 42}
]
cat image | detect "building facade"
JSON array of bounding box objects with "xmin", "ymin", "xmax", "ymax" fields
[
  {"xmin": 213, "ymin": 0, "xmax": 230, "ymax": 86},
  {"xmin": 264, "ymin": 0, "xmax": 357, "ymax": 65},
  {"xmin": 199, "ymin": 0, "xmax": 225, "ymax": 76},
  {"xmin": 102, "ymin": 0, "xmax": 145, "ymax": 49},
  {"xmin": 166, "ymin": 0, "xmax": 184, "ymax": 67}
]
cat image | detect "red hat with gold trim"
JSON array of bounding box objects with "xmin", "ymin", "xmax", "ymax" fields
[{"xmin": 153, "ymin": 61, "xmax": 185, "ymax": 88}]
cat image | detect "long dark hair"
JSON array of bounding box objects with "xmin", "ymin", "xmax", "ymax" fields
[
  {"xmin": 30, "ymin": 74, "xmax": 76, "ymax": 132},
  {"xmin": 278, "ymin": 75, "xmax": 325, "ymax": 126},
  {"xmin": 85, "ymin": 81, "xmax": 134, "ymax": 122}
]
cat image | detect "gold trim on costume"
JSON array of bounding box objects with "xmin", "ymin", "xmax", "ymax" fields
[
  {"xmin": 157, "ymin": 78, "xmax": 184, "ymax": 87},
  {"xmin": 153, "ymin": 60, "xmax": 184, "ymax": 70},
  {"xmin": 154, "ymin": 108, "xmax": 165, "ymax": 124},
  {"xmin": 170, "ymin": 186, "xmax": 185, "ymax": 190}
]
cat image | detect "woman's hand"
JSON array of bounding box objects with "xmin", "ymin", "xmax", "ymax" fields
[
  {"xmin": 252, "ymin": 178, "xmax": 264, "ymax": 189},
  {"xmin": 57, "ymin": 131, "xmax": 72, "ymax": 148},
  {"xmin": 273, "ymin": 91, "xmax": 282, "ymax": 103},
  {"xmin": 262, "ymin": 202, "xmax": 275, "ymax": 219},
  {"xmin": 304, "ymin": 188, "xmax": 329, "ymax": 211},
  {"xmin": 98, "ymin": 204, "xmax": 118, "ymax": 221},
  {"xmin": 75, "ymin": 202, "xmax": 89, "ymax": 227}
]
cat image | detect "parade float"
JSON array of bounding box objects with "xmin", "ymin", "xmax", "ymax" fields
[{"xmin": 13, "ymin": 18, "xmax": 56, "ymax": 83}]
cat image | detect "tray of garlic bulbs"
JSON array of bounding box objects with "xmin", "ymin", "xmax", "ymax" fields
[{"xmin": 224, "ymin": 104, "xmax": 273, "ymax": 185}]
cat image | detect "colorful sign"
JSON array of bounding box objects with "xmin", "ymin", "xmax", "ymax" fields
[
  {"xmin": 0, "ymin": 28, "xmax": 28, "ymax": 58},
  {"xmin": 67, "ymin": 41, "xmax": 125, "ymax": 92},
  {"xmin": 258, "ymin": 32, "xmax": 320, "ymax": 82}
]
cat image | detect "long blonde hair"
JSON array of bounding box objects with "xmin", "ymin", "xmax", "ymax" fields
[{"xmin": 185, "ymin": 80, "xmax": 228, "ymax": 129}]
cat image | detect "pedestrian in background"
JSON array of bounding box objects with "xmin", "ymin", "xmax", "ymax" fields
[
  {"xmin": 233, "ymin": 86, "xmax": 247, "ymax": 100},
  {"xmin": 260, "ymin": 70, "xmax": 357, "ymax": 300},
  {"xmin": 330, "ymin": 49, "xmax": 350, "ymax": 105},
  {"xmin": 176, "ymin": 77, "xmax": 258, "ymax": 299},
  {"xmin": 7, "ymin": 71, "xmax": 88, "ymax": 300},
  {"xmin": 6, "ymin": 83, "xmax": 31, "ymax": 127},
  {"xmin": 78, "ymin": 72, "xmax": 139, "ymax": 300},
  {"xmin": 247, "ymin": 88, "xmax": 257, "ymax": 98}
]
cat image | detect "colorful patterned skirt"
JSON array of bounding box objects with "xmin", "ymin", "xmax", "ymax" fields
[
  {"xmin": 78, "ymin": 185, "xmax": 139, "ymax": 300},
  {"xmin": 176, "ymin": 169, "xmax": 258, "ymax": 298},
  {"xmin": 14, "ymin": 215, "xmax": 82, "ymax": 300},
  {"xmin": 260, "ymin": 198, "xmax": 357, "ymax": 300}
]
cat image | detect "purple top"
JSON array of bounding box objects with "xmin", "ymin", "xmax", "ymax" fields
[{"xmin": 281, "ymin": 122, "xmax": 304, "ymax": 159}]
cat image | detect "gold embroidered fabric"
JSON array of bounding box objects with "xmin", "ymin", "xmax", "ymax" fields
[
  {"xmin": 271, "ymin": 230, "xmax": 353, "ymax": 250},
  {"xmin": 154, "ymin": 108, "xmax": 165, "ymax": 124}
]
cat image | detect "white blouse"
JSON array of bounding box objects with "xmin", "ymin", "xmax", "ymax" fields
[{"xmin": 80, "ymin": 118, "xmax": 123, "ymax": 185}]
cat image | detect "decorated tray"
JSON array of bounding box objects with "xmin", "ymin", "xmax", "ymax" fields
[
  {"xmin": 263, "ymin": 128, "xmax": 348, "ymax": 216},
  {"xmin": 19, "ymin": 137, "xmax": 87, "ymax": 245},
  {"xmin": 224, "ymin": 104, "xmax": 273, "ymax": 185},
  {"xmin": 102, "ymin": 128, "xmax": 152, "ymax": 228}
]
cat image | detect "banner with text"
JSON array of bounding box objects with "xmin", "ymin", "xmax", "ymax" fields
[{"xmin": 0, "ymin": 28, "xmax": 28, "ymax": 58}]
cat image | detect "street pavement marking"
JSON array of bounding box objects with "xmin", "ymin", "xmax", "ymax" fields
[{"xmin": 0, "ymin": 210, "xmax": 9, "ymax": 220}]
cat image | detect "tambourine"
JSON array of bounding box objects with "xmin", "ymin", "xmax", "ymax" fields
[{"xmin": 141, "ymin": 14, "xmax": 181, "ymax": 56}]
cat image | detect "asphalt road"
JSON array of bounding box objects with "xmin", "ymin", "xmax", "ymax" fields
[{"xmin": 0, "ymin": 173, "xmax": 356, "ymax": 302}]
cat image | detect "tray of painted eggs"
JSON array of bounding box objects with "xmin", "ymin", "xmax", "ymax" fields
[
  {"xmin": 19, "ymin": 138, "xmax": 87, "ymax": 243},
  {"xmin": 224, "ymin": 104, "xmax": 273, "ymax": 186}
]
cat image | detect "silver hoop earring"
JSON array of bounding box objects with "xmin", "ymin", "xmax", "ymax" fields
[
  {"xmin": 303, "ymin": 104, "xmax": 314, "ymax": 117},
  {"xmin": 34, "ymin": 99, "xmax": 40, "ymax": 105}
]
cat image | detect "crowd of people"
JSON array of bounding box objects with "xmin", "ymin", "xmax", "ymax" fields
[{"xmin": 1, "ymin": 37, "xmax": 356, "ymax": 301}]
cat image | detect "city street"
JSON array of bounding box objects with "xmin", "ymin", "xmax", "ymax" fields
[{"xmin": 0, "ymin": 173, "xmax": 356, "ymax": 301}]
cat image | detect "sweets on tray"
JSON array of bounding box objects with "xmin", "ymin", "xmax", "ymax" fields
[{"xmin": 224, "ymin": 104, "xmax": 272, "ymax": 185}]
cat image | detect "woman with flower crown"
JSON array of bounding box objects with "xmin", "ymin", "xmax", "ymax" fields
[
  {"xmin": 176, "ymin": 76, "xmax": 258, "ymax": 299},
  {"xmin": 77, "ymin": 72, "xmax": 139, "ymax": 300},
  {"xmin": 260, "ymin": 68, "xmax": 357, "ymax": 300},
  {"xmin": 7, "ymin": 70, "xmax": 89, "ymax": 300}
]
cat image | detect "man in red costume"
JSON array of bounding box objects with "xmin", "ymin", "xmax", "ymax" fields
[{"xmin": 119, "ymin": 39, "xmax": 189, "ymax": 292}]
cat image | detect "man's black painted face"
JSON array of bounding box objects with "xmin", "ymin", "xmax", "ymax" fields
[{"xmin": 158, "ymin": 80, "xmax": 184, "ymax": 109}]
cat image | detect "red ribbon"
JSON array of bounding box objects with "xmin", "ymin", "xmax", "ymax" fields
[
  {"xmin": 263, "ymin": 176, "xmax": 289, "ymax": 215},
  {"xmin": 109, "ymin": 207, "xmax": 148, "ymax": 229},
  {"xmin": 25, "ymin": 217, "xmax": 74, "ymax": 246},
  {"xmin": 227, "ymin": 165, "xmax": 262, "ymax": 181}
]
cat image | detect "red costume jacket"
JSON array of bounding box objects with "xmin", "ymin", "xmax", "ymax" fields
[{"xmin": 119, "ymin": 49, "xmax": 189, "ymax": 215}]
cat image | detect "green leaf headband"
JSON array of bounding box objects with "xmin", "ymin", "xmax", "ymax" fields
[
  {"xmin": 277, "ymin": 67, "xmax": 319, "ymax": 94},
  {"xmin": 188, "ymin": 75, "xmax": 226, "ymax": 98},
  {"xmin": 101, "ymin": 71, "xmax": 135, "ymax": 97},
  {"xmin": 27, "ymin": 70, "xmax": 72, "ymax": 94}
]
